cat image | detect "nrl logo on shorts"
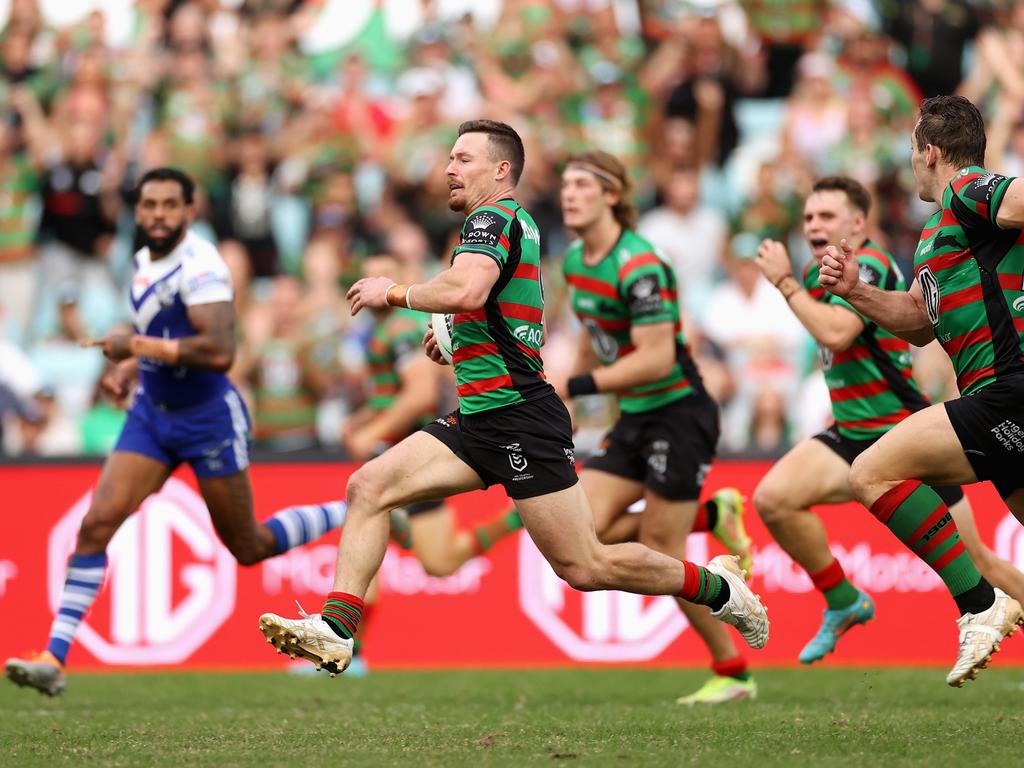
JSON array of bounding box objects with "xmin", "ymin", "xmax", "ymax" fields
[
  {"xmin": 505, "ymin": 442, "xmax": 528, "ymax": 472},
  {"xmin": 470, "ymin": 213, "xmax": 497, "ymax": 230}
]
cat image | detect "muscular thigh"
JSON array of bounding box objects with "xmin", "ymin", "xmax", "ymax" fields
[
  {"xmin": 855, "ymin": 403, "xmax": 977, "ymax": 487},
  {"xmin": 515, "ymin": 482, "xmax": 598, "ymax": 570},
  {"xmin": 87, "ymin": 450, "xmax": 173, "ymax": 523},
  {"xmin": 363, "ymin": 431, "xmax": 486, "ymax": 511},
  {"xmin": 580, "ymin": 469, "xmax": 644, "ymax": 541},
  {"xmin": 759, "ymin": 436, "xmax": 857, "ymax": 509}
]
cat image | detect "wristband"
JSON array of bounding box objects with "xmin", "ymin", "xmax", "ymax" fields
[
  {"xmin": 567, "ymin": 373, "xmax": 598, "ymax": 398},
  {"xmin": 385, "ymin": 282, "xmax": 406, "ymax": 308},
  {"xmin": 405, "ymin": 285, "xmax": 415, "ymax": 311},
  {"xmin": 130, "ymin": 335, "xmax": 180, "ymax": 364},
  {"xmin": 772, "ymin": 273, "xmax": 794, "ymax": 289}
]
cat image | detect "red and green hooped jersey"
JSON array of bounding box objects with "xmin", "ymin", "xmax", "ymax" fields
[
  {"xmin": 366, "ymin": 308, "xmax": 432, "ymax": 439},
  {"xmin": 913, "ymin": 166, "xmax": 1024, "ymax": 395},
  {"xmin": 563, "ymin": 228, "xmax": 700, "ymax": 414},
  {"xmin": 804, "ymin": 241, "xmax": 928, "ymax": 440},
  {"xmin": 449, "ymin": 199, "xmax": 550, "ymax": 415}
]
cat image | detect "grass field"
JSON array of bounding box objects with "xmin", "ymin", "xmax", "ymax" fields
[{"xmin": 3, "ymin": 667, "xmax": 1023, "ymax": 767}]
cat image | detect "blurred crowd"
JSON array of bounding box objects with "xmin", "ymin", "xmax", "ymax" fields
[{"xmin": 0, "ymin": 0, "xmax": 1019, "ymax": 459}]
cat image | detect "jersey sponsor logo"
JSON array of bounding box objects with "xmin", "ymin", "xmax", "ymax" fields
[
  {"xmin": 917, "ymin": 264, "xmax": 941, "ymax": 325},
  {"xmin": 517, "ymin": 532, "xmax": 707, "ymax": 661},
  {"xmin": 582, "ymin": 317, "xmax": 619, "ymax": 364},
  {"xmin": 186, "ymin": 271, "xmax": 229, "ymax": 295},
  {"xmin": 1013, "ymin": 293, "xmax": 1024, "ymax": 313},
  {"xmin": 627, "ymin": 274, "xmax": 662, "ymax": 316},
  {"xmin": 49, "ymin": 479, "xmax": 237, "ymax": 664},
  {"xmin": 513, "ymin": 324, "xmax": 543, "ymax": 346},
  {"xmin": 967, "ymin": 172, "xmax": 1002, "ymax": 202},
  {"xmin": 521, "ymin": 219, "xmax": 540, "ymax": 244},
  {"xmin": 858, "ymin": 263, "xmax": 881, "ymax": 287},
  {"xmin": 463, "ymin": 213, "xmax": 502, "ymax": 247},
  {"xmin": 470, "ymin": 213, "xmax": 498, "ymax": 230},
  {"xmin": 154, "ymin": 280, "xmax": 177, "ymax": 308}
]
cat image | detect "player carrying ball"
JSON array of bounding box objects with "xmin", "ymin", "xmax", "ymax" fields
[{"xmin": 257, "ymin": 120, "xmax": 769, "ymax": 674}]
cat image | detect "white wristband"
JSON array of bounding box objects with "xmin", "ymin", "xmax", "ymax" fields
[{"xmin": 405, "ymin": 285, "xmax": 415, "ymax": 311}]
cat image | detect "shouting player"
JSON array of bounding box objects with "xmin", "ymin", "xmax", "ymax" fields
[
  {"xmin": 820, "ymin": 95, "xmax": 1024, "ymax": 686},
  {"xmin": 257, "ymin": 120, "xmax": 768, "ymax": 674},
  {"xmin": 755, "ymin": 175, "xmax": 1024, "ymax": 665},
  {"xmin": 5, "ymin": 168, "xmax": 347, "ymax": 696},
  {"xmin": 559, "ymin": 151, "xmax": 757, "ymax": 704}
]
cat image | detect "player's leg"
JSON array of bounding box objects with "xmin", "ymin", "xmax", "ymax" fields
[
  {"xmin": 514, "ymin": 482, "xmax": 768, "ymax": 649},
  {"xmin": 259, "ymin": 429, "xmax": 486, "ymax": 674},
  {"xmin": 949, "ymin": 491, "xmax": 1024, "ymax": 604},
  {"xmin": 753, "ymin": 435, "xmax": 874, "ymax": 663},
  {"xmin": 197, "ymin": 468, "xmax": 276, "ymax": 565},
  {"xmin": 848, "ymin": 403, "xmax": 1022, "ymax": 686},
  {"xmin": 695, "ymin": 488, "xmax": 755, "ymax": 577},
  {"xmin": 6, "ymin": 450, "xmax": 172, "ymax": 695},
  {"xmin": 408, "ymin": 500, "xmax": 523, "ymax": 578}
]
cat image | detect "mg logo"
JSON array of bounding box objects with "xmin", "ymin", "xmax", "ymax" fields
[
  {"xmin": 995, "ymin": 513, "xmax": 1024, "ymax": 571},
  {"xmin": 517, "ymin": 531, "xmax": 708, "ymax": 661},
  {"xmin": 48, "ymin": 479, "xmax": 236, "ymax": 665}
]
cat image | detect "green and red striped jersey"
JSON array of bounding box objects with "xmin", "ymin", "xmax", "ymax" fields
[
  {"xmin": 804, "ymin": 241, "xmax": 928, "ymax": 440},
  {"xmin": 563, "ymin": 228, "xmax": 700, "ymax": 413},
  {"xmin": 449, "ymin": 199, "xmax": 551, "ymax": 415},
  {"xmin": 913, "ymin": 166, "xmax": 1024, "ymax": 395}
]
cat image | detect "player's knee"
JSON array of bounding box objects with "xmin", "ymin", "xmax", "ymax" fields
[
  {"xmin": 752, "ymin": 481, "xmax": 786, "ymax": 525},
  {"xmin": 418, "ymin": 556, "xmax": 458, "ymax": 579},
  {"xmin": 76, "ymin": 507, "xmax": 124, "ymax": 551},
  {"xmin": 346, "ymin": 465, "xmax": 389, "ymax": 514},
  {"xmin": 847, "ymin": 455, "xmax": 876, "ymax": 505},
  {"xmin": 225, "ymin": 539, "xmax": 266, "ymax": 567}
]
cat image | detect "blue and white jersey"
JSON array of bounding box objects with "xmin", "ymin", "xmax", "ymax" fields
[{"xmin": 130, "ymin": 230, "xmax": 234, "ymax": 408}]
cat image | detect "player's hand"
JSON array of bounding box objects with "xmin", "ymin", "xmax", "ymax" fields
[
  {"xmin": 423, "ymin": 325, "xmax": 449, "ymax": 366},
  {"xmin": 755, "ymin": 239, "xmax": 792, "ymax": 285},
  {"xmin": 82, "ymin": 334, "xmax": 133, "ymax": 361},
  {"xmin": 100, "ymin": 360, "xmax": 137, "ymax": 405},
  {"xmin": 818, "ymin": 239, "xmax": 860, "ymax": 298},
  {"xmin": 346, "ymin": 276, "xmax": 394, "ymax": 315}
]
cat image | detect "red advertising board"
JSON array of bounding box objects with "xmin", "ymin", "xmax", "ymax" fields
[{"xmin": 1, "ymin": 461, "xmax": 1023, "ymax": 670}]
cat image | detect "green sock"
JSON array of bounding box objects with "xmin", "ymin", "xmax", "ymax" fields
[
  {"xmin": 473, "ymin": 510, "xmax": 523, "ymax": 554},
  {"xmin": 824, "ymin": 580, "xmax": 860, "ymax": 611},
  {"xmin": 870, "ymin": 481, "xmax": 982, "ymax": 598}
]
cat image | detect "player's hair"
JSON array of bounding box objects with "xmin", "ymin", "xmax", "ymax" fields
[
  {"xmin": 812, "ymin": 176, "xmax": 871, "ymax": 216},
  {"xmin": 458, "ymin": 119, "xmax": 525, "ymax": 184},
  {"xmin": 565, "ymin": 150, "xmax": 637, "ymax": 230},
  {"xmin": 134, "ymin": 167, "xmax": 196, "ymax": 205},
  {"xmin": 915, "ymin": 95, "xmax": 986, "ymax": 169}
]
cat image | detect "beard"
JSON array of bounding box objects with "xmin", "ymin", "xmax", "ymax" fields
[{"xmin": 138, "ymin": 222, "xmax": 187, "ymax": 255}]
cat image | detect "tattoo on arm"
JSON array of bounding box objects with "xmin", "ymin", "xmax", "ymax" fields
[{"xmin": 180, "ymin": 301, "xmax": 236, "ymax": 371}]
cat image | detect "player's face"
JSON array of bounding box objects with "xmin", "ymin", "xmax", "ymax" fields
[
  {"xmin": 560, "ymin": 167, "xmax": 611, "ymax": 232},
  {"xmin": 803, "ymin": 190, "xmax": 862, "ymax": 261},
  {"xmin": 135, "ymin": 180, "xmax": 194, "ymax": 254},
  {"xmin": 910, "ymin": 128, "xmax": 933, "ymax": 202},
  {"xmin": 446, "ymin": 132, "xmax": 498, "ymax": 212}
]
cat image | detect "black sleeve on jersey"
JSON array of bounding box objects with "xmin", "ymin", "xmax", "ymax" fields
[
  {"xmin": 626, "ymin": 274, "xmax": 664, "ymax": 317},
  {"xmin": 963, "ymin": 173, "xmax": 1007, "ymax": 206},
  {"xmin": 460, "ymin": 211, "xmax": 507, "ymax": 249}
]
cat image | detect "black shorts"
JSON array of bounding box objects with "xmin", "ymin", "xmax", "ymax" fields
[
  {"xmin": 586, "ymin": 394, "xmax": 719, "ymax": 502},
  {"xmin": 421, "ymin": 392, "xmax": 578, "ymax": 500},
  {"xmin": 404, "ymin": 499, "xmax": 446, "ymax": 516},
  {"xmin": 946, "ymin": 375, "xmax": 1024, "ymax": 499},
  {"xmin": 813, "ymin": 426, "xmax": 965, "ymax": 507}
]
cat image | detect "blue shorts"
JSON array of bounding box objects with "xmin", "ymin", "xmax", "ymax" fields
[{"xmin": 114, "ymin": 386, "xmax": 252, "ymax": 478}]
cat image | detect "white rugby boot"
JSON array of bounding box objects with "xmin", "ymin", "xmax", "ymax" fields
[
  {"xmin": 259, "ymin": 606, "xmax": 354, "ymax": 676},
  {"xmin": 5, "ymin": 651, "xmax": 67, "ymax": 696},
  {"xmin": 946, "ymin": 589, "xmax": 1024, "ymax": 687},
  {"xmin": 706, "ymin": 555, "xmax": 770, "ymax": 649}
]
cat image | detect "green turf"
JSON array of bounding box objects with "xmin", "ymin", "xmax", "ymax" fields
[{"xmin": 3, "ymin": 667, "xmax": 1023, "ymax": 767}]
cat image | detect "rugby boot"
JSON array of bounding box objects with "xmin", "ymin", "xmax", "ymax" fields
[
  {"xmin": 709, "ymin": 488, "xmax": 754, "ymax": 578},
  {"xmin": 946, "ymin": 589, "xmax": 1024, "ymax": 687},
  {"xmin": 676, "ymin": 675, "xmax": 757, "ymax": 705},
  {"xmin": 799, "ymin": 590, "xmax": 875, "ymax": 664},
  {"xmin": 707, "ymin": 555, "xmax": 770, "ymax": 649},
  {"xmin": 5, "ymin": 650, "xmax": 66, "ymax": 696},
  {"xmin": 259, "ymin": 606, "xmax": 354, "ymax": 676}
]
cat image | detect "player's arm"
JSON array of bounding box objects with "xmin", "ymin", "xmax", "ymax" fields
[
  {"xmin": 820, "ymin": 240, "xmax": 934, "ymax": 346},
  {"xmin": 347, "ymin": 356, "xmax": 439, "ymax": 459},
  {"xmin": 570, "ymin": 325, "xmax": 601, "ymax": 376},
  {"xmin": 756, "ymin": 240, "xmax": 863, "ymax": 351},
  {"xmin": 127, "ymin": 301, "xmax": 236, "ymax": 371},
  {"xmin": 349, "ymin": 252, "xmax": 500, "ymax": 315},
  {"xmin": 574, "ymin": 321, "xmax": 675, "ymax": 395},
  {"xmin": 994, "ymin": 177, "xmax": 1024, "ymax": 229}
]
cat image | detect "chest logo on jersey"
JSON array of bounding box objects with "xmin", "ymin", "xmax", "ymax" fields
[
  {"xmin": 818, "ymin": 345, "xmax": 834, "ymax": 373},
  {"xmin": 154, "ymin": 281, "xmax": 177, "ymax": 308},
  {"xmin": 917, "ymin": 264, "xmax": 941, "ymax": 326},
  {"xmin": 582, "ymin": 317, "xmax": 618, "ymax": 364},
  {"xmin": 513, "ymin": 325, "xmax": 543, "ymax": 347}
]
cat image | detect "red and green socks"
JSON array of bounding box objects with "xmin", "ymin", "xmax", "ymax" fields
[
  {"xmin": 473, "ymin": 510, "xmax": 523, "ymax": 555},
  {"xmin": 321, "ymin": 592, "xmax": 364, "ymax": 639},
  {"xmin": 692, "ymin": 499, "xmax": 718, "ymax": 533},
  {"xmin": 870, "ymin": 480, "xmax": 993, "ymax": 615},
  {"xmin": 678, "ymin": 561, "xmax": 730, "ymax": 612},
  {"xmin": 712, "ymin": 655, "xmax": 750, "ymax": 681},
  {"xmin": 809, "ymin": 559, "xmax": 860, "ymax": 611}
]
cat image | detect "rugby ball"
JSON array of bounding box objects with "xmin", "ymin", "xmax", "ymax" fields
[{"xmin": 431, "ymin": 312, "xmax": 455, "ymax": 364}]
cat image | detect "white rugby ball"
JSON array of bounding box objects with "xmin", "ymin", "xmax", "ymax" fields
[{"xmin": 431, "ymin": 312, "xmax": 455, "ymax": 364}]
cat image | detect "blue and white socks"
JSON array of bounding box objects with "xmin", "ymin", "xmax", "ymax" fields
[
  {"xmin": 46, "ymin": 553, "xmax": 107, "ymax": 665},
  {"xmin": 265, "ymin": 501, "xmax": 348, "ymax": 555}
]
